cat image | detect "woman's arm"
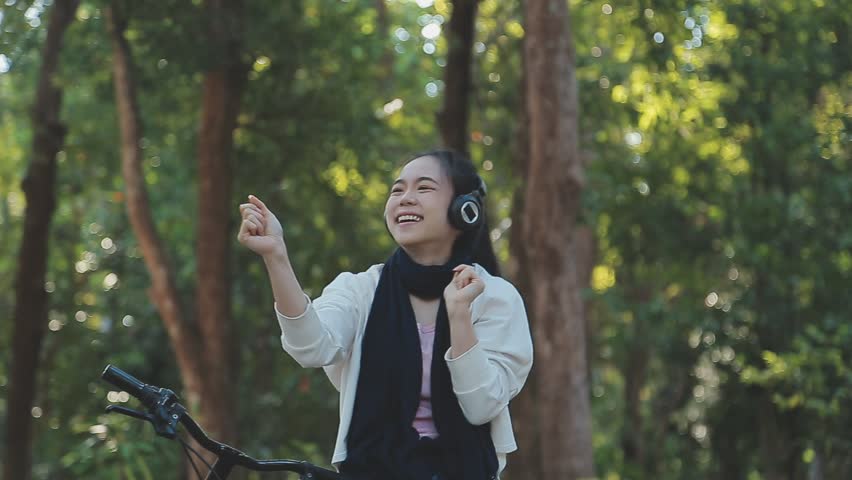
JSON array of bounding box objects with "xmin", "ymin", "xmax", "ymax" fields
[
  {"xmin": 238, "ymin": 195, "xmax": 307, "ymax": 316},
  {"xmin": 263, "ymin": 251, "xmax": 309, "ymax": 317},
  {"xmin": 445, "ymin": 264, "xmax": 485, "ymax": 359},
  {"xmin": 444, "ymin": 270, "xmax": 534, "ymax": 425},
  {"xmin": 276, "ymin": 271, "xmax": 365, "ymax": 368},
  {"xmin": 239, "ymin": 195, "xmax": 360, "ymax": 367}
]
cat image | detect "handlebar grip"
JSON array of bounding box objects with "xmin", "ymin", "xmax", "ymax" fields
[{"xmin": 102, "ymin": 365, "xmax": 149, "ymax": 403}]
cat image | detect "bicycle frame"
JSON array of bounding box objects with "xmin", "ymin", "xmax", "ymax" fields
[{"xmin": 101, "ymin": 364, "xmax": 342, "ymax": 480}]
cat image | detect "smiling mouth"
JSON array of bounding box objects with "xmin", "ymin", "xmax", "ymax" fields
[{"xmin": 396, "ymin": 214, "xmax": 423, "ymax": 224}]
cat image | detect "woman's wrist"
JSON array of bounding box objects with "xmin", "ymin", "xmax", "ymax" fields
[
  {"xmin": 447, "ymin": 303, "xmax": 477, "ymax": 359},
  {"xmin": 447, "ymin": 299, "xmax": 472, "ymax": 322},
  {"xmin": 262, "ymin": 243, "xmax": 290, "ymax": 267}
]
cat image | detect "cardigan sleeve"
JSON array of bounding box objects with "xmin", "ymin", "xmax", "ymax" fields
[
  {"xmin": 443, "ymin": 276, "xmax": 534, "ymax": 425},
  {"xmin": 276, "ymin": 271, "xmax": 364, "ymax": 368}
]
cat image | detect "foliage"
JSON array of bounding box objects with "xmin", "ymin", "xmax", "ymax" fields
[{"xmin": 0, "ymin": 0, "xmax": 849, "ymax": 478}]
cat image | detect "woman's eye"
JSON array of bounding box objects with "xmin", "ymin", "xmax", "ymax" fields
[{"xmin": 418, "ymin": 185, "xmax": 433, "ymax": 191}]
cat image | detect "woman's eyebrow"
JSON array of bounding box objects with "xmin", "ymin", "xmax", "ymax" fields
[{"xmin": 392, "ymin": 176, "xmax": 439, "ymax": 186}]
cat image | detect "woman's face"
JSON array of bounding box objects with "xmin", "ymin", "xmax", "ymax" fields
[{"xmin": 385, "ymin": 156, "xmax": 460, "ymax": 258}]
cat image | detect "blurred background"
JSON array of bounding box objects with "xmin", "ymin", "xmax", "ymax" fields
[{"xmin": 1, "ymin": 0, "xmax": 850, "ymax": 479}]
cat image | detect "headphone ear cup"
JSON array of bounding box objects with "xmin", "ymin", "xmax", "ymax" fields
[{"xmin": 449, "ymin": 193, "xmax": 483, "ymax": 231}]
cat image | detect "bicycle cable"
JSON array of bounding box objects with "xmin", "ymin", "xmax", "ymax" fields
[
  {"xmin": 178, "ymin": 435, "xmax": 224, "ymax": 480},
  {"xmin": 179, "ymin": 436, "xmax": 205, "ymax": 480}
]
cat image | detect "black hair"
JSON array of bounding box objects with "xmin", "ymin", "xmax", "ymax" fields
[{"xmin": 405, "ymin": 148, "xmax": 501, "ymax": 277}]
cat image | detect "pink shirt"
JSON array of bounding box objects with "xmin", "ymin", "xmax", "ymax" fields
[{"xmin": 412, "ymin": 322, "xmax": 439, "ymax": 438}]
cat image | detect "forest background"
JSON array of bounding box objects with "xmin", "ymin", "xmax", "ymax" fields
[{"xmin": 1, "ymin": 0, "xmax": 850, "ymax": 479}]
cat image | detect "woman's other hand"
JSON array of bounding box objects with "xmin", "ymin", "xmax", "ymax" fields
[
  {"xmin": 444, "ymin": 264, "xmax": 485, "ymax": 315},
  {"xmin": 237, "ymin": 195, "xmax": 287, "ymax": 259}
]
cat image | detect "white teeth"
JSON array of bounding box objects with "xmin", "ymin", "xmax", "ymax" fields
[{"xmin": 397, "ymin": 215, "xmax": 422, "ymax": 223}]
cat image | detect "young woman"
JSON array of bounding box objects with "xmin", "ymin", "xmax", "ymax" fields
[{"xmin": 238, "ymin": 149, "xmax": 533, "ymax": 480}]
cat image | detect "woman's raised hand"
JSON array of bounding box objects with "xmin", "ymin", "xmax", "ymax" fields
[
  {"xmin": 237, "ymin": 195, "xmax": 287, "ymax": 259},
  {"xmin": 444, "ymin": 264, "xmax": 485, "ymax": 315}
]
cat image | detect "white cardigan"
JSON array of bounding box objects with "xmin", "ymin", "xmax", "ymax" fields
[{"xmin": 275, "ymin": 263, "xmax": 534, "ymax": 475}]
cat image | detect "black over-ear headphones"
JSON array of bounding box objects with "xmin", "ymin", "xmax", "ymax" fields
[{"xmin": 448, "ymin": 176, "xmax": 487, "ymax": 231}]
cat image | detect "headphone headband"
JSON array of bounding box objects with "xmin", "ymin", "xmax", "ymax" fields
[{"xmin": 474, "ymin": 176, "xmax": 487, "ymax": 198}]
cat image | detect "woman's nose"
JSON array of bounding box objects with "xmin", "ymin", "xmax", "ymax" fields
[{"xmin": 400, "ymin": 189, "xmax": 417, "ymax": 205}]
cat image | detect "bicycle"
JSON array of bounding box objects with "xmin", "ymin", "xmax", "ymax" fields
[{"xmin": 101, "ymin": 364, "xmax": 343, "ymax": 480}]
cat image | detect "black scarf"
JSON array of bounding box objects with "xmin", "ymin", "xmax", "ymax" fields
[{"xmin": 340, "ymin": 248, "xmax": 498, "ymax": 480}]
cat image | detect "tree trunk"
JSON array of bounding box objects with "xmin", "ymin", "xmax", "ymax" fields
[
  {"xmin": 437, "ymin": 0, "xmax": 478, "ymax": 154},
  {"xmin": 620, "ymin": 286, "xmax": 651, "ymax": 471},
  {"xmin": 3, "ymin": 2, "xmax": 79, "ymax": 479},
  {"xmin": 621, "ymin": 343, "xmax": 648, "ymax": 469},
  {"xmin": 195, "ymin": 0, "xmax": 247, "ymax": 451},
  {"xmin": 106, "ymin": 4, "xmax": 206, "ymax": 411},
  {"xmin": 759, "ymin": 394, "xmax": 798, "ymax": 480},
  {"xmin": 107, "ymin": 2, "xmax": 247, "ymax": 475},
  {"xmin": 521, "ymin": 1, "xmax": 596, "ymax": 479},
  {"xmin": 504, "ymin": 45, "xmax": 542, "ymax": 480},
  {"xmin": 375, "ymin": 0, "xmax": 394, "ymax": 94},
  {"xmin": 574, "ymin": 225, "xmax": 596, "ymax": 385}
]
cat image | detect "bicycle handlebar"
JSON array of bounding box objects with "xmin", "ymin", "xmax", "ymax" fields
[
  {"xmin": 101, "ymin": 364, "xmax": 342, "ymax": 480},
  {"xmin": 102, "ymin": 365, "xmax": 166, "ymax": 409},
  {"xmin": 102, "ymin": 365, "xmax": 147, "ymax": 398}
]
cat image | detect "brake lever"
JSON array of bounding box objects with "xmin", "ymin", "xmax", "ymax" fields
[
  {"xmin": 106, "ymin": 400, "xmax": 180, "ymax": 439},
  {"xmin": 106, "ymin": 405, "xmax": 155, "ymax": 423}
]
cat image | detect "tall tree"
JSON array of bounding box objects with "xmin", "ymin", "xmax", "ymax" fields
[
  {"xmin": 194, "ymin": 0, "xmax": 246, "ymax": 450},
  {"xmin": 3, "ymin": 1, "xmax": 79, "ymax": 479},
  {"xmin": 504, "ymin": 41, "xmax": 546, "ymax": 480},
  {"xmin": 374, "ymin": 0, "xmax": 394, "ymax": 94},
  {"xmin": 520, "ymin": 0, "xmax": 595, "ymax": 479},
  {"xmin": 105, "ymin": 1, "xmax": 205, "ymax": 403},
  {"xmin": 437, "ymin": 0, "xmax": 478, "ymax": 153},
  {"xmin": 106, "ymin": 0, "xmax": 247, "ymax": 471}
]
